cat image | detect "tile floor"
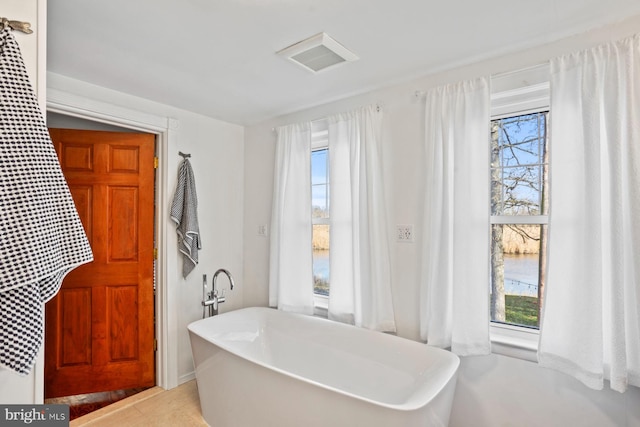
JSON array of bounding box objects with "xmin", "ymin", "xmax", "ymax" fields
[{"xmin": 70, "ymin": 380, "xmax": 207, "ymax": 426}]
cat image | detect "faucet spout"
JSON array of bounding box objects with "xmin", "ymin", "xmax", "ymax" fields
[{"xmin": 213, "ymin": 268, "xmax": 235, "ymax": 291}]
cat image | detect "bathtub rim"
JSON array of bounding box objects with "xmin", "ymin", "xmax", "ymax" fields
[{"xmin": 188, "ymin": 306, "xmax": 460, "ymax": 412}]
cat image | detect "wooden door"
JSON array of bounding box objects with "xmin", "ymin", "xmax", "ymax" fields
[{"xmin": 44, "ymin": 129, "xmax": 156, "ymax": 398}]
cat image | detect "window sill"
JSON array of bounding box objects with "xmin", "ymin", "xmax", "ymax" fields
[
  {"xmin": 313, "ymin": 303, "xmax": 539, "ymax": 362},
  {"xmin": 490, "ymin": 322, "xmax": 539, "ymax": 362},
  {"xmin": 313, "ymin": 294, "xmax": 329, "ymax": 318}
]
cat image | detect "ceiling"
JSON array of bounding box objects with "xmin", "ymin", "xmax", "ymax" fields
[{"xmin": 47, "ymin": 1, "xmax": 640, "ymax": 126}]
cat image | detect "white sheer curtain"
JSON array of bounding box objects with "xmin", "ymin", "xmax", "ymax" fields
[
  {"xmin": 327, "ymin": 105, "xmax": 396, "ymax": 332},
  {"xmin": 538, "ymin": 35, "xmax": 640, "ymax": 393},
  {"xmin": 419, "ymin": 78, "xmax": 491, "ymax": 356},
  {"xmin": 269, "ymin": 123, "xmax": 315, "ymax": 315}
]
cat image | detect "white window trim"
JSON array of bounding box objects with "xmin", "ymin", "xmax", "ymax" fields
[
  {"xmin": 491, "ymin": 215, "xmax": 548, "ymax": 225},
  {"xmin": 313, "ymin": 294, "xmax": 329, "ymax": 317},
  {"xmin": 489, "ymin": 63, "xmax": 550, "ymax": 360},
  {"xmin": 490, "ymin": 322, "xmax": 539, "ymax": 362}
]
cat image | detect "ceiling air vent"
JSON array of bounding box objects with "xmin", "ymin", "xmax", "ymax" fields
[{"xmin": 277, "ymin": 32, "xmax": 358, "ymax": 73}]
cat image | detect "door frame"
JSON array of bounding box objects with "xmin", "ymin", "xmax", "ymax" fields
[{"xmin": 46, "ymin": 88, "xmax": 179, "ymax": 391}]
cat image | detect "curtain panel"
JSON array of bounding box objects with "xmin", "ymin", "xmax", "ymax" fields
[
  {"xmin": 268, "ymin": 123, "xmax": 315, "ymax": 315},
  {"xmin": 327, "ymin": 105, "xmax": 396, "ymax": 332},
  {"xmin": 419, "ymin": 78, "xmax": 491, "ymax": 356},
  {"xmin": 538, "ymin": 34, "xmax": 640, "ymax": 393},
  {"xmin": 268, "ymin": 105, "xmax": 396, "ymax": 331}
]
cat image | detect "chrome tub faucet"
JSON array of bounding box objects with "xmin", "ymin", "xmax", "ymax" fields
[{"xmin": 202, "ymin": 269, "xmax": 235, "ymax": 318}]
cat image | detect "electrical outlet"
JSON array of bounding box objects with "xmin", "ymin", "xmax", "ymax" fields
[
  {"xmin": 396, "ymin": 224, "xmax": 414, "ymax": 242},
  {"xmin": 258, "ymin": 224, "xmax": 268, "ymax": 237}
]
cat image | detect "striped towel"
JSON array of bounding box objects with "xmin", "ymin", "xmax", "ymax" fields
[
  {"xmin": 170, "ymin": 158, "xmax": 201, "ymax": 278},
  {"xmin": 0, "ymin": 28, "xmax": 93, "ymax": 375}
]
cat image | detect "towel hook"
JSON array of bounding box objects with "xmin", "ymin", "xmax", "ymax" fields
[
  {"xmin": 0, "ymin": 18, "xmax": 33, "ymax": 34},
  {"xmin": 178, "ymin": 151, "xmax": 191, "ymax": 159}
]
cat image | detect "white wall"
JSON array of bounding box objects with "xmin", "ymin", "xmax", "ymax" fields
[
  {"xmin": 47, "ymin": 73, "xmax": 245, "ymax": 386},
  {"xmin": 243, "ymin": 14, "xmax": 640, "ymax": 427}
]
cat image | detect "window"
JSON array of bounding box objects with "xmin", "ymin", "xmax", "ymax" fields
[
  {"xmin": 489, "ymin": 64, "xmax": 550, "ymax": 331},
  {"xmin": 311, "ymin": 121, "xmax": 329, "ymax": 296},
  {"xmin": 490, "ymin": 112, "xmax": 548, "ymax": 329}
]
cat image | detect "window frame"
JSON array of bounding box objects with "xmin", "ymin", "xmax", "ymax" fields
[
  {"xmin": 311, "ymin": 121, "xmax": 330, "ymax": 312},
  {"xmin": 489, "ymin": 64, "xmax": 550, "ymax": 360},
  {"xmin": 490, "ymin": 111, "xmax": 549, "ymax": 324}
]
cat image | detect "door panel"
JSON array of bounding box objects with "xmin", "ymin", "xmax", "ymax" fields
[
  {"xmin": 59, "ymin": 288, "xmax": 91, "ymax": 366},
  {"xmin": 110, "ymin": 186, "xmax": 139, "ymax": 260},
  {"xmin": 68, "ymin": 186, "xmax": 93, "ymax": 243},
  {"xmin": 108, "ymin": 285, "xmax": 139, "ymax": 361},
  {"xmin": 45, "ymin": 128, "xmax": 155, "ymax": 398}
]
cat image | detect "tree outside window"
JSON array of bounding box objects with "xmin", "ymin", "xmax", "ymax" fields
[{"xmin": 490, "ymin": 112, "xmax": 549, "ymax": 328}]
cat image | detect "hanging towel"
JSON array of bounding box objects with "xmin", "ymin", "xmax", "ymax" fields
[
  {"xmin": 0, "ymin": 28, "xmax": 93, "ymax": 375},
  {"xmin": 170, "ymin": 157, "xmax": 201, "ymax": 278}
]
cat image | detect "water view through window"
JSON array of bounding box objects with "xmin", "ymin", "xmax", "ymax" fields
[{"xmin": 312, "ymin": 231, "xmax": 329, "ymax": 296}]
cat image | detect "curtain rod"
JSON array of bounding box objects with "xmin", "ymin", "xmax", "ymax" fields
[
  {"xmin": 414, "ymin": 62, "xmax": 550, "ymax": 99},
  {"xmin": 271, "ymin": 103, "xmax": 382, "ymax": 132},
  {"xmin": 1, "ymin": 18, "xmax": 33, "ymax": 34}
]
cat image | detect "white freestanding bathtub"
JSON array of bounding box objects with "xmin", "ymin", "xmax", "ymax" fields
[{"xmin": 188, "ymin": 307, "xmax": 459, "ymax": 427}]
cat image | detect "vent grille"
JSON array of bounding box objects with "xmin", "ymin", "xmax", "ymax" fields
[{"xmin": 278, "ymin": 32, "xmax": 358, "ymax": 73}]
